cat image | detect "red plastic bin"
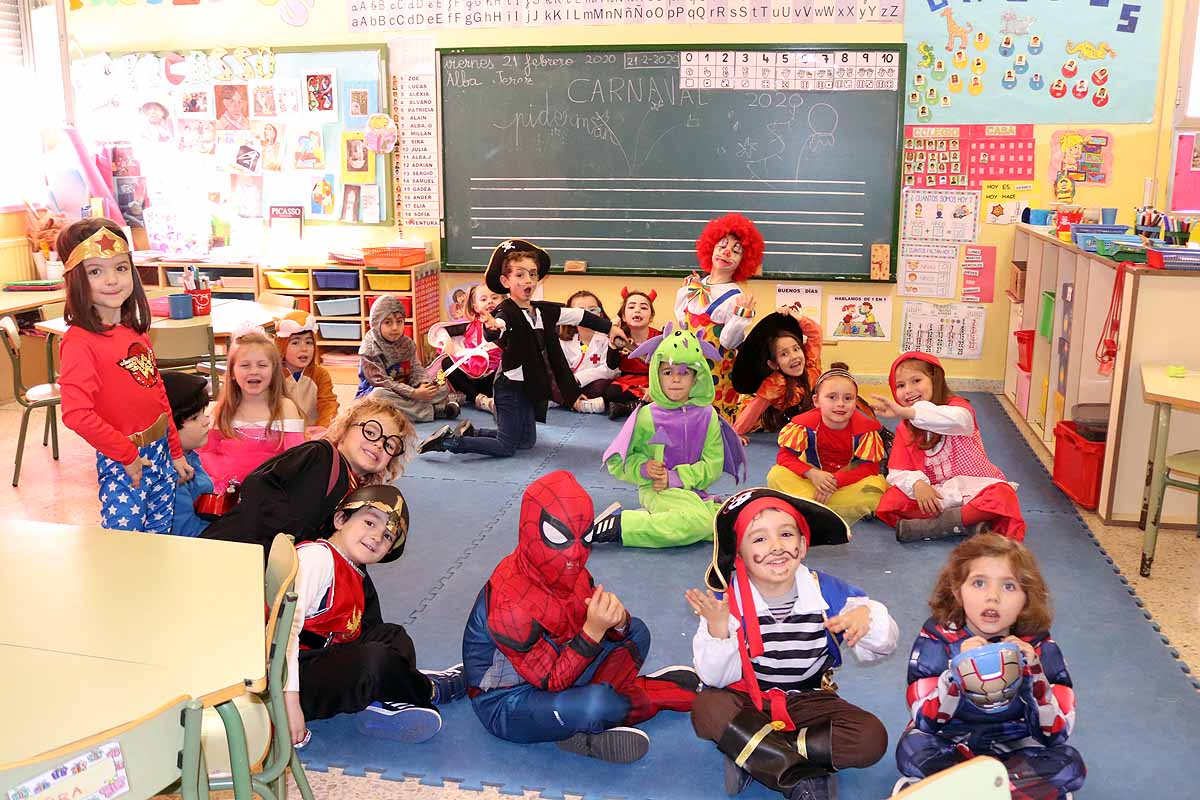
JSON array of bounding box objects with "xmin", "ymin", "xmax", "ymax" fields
[
  {"xmin": 1052, "ymin": 421, "xmax": 1105, "ymax": 509},
  {"xmin": 1014, "ymin": 330, "xmax": 1035, "ymax": 372}
]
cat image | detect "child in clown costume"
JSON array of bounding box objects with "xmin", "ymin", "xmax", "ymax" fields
[
  {"xmin": 767, "ymin": 364, "xmax": 889, "ymax": 527},
  {"xmin": 675, "ymin": 214, "xmax": 763, "ymax": 419},
  {"xmin": 461, "ymin": 471, "xmax": 700, "ymax": 763},
  {"xmin": 596, "ymin": 326, "xmax": 747, "ymax": 549}
]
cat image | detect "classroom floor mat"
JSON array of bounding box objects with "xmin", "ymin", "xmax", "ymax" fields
[{"xmin": 302, "ymin": 394, "xmax": 1200, "ymax": 799}]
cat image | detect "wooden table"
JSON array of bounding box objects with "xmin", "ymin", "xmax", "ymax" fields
[
  {"xmin": 0, "ymin": 521, "xmax": 266, "ymax": 797},
  {"xmin": 0, "ymin": 289, "xmax": 67, "ymax": 317},
  {"xmin": 1138, "ymin": 364, "xmax": 1200, "ymax": 576}
]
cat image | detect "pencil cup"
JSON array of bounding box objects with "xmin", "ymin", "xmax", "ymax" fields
[
  {"xmin": 1166, "ymin": 231, "xmax": 1190, "ymax": 246},
  {"xmin": 1135, "ymin": 226, "xmax": 1162, "ymax": 239},
  {"xmin": 168, "ymin": 293, "xmax": 194, "ymax": 320},
  {"xmin": 187, "ymin": 288, "xmax": 212, "ymax": 316}
]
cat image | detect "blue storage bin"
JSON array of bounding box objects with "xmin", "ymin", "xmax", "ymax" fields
[
  {"xmin": 313, "ymin": 270, "xmax": 359, "ymax": 290},
  {"xmin": 1071, "ymin": 224, "xmax": 1130, "ymax": 251},
  {"xmin": 315, "ymin": 296, "xmax": 361, "ymax": 316},
  {"xmin": 1084, "ymin": 233, "xmax": 1142, "ymax": 254},
  {"xmin": 318, "ymin": 321, "xmax": 362, "ymax": 340}
]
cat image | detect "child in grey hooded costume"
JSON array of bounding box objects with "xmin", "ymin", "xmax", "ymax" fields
[{"xmin": 356, "ymin": 295, "xmax": 459, "ymax": 422}]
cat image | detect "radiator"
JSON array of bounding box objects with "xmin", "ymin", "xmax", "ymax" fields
[{"xmin": 0, "ymin": 237, "xmax": 36, "ymax": 283}]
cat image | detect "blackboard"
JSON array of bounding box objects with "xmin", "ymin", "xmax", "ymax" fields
[{"xmin": 439, "ymin": 45, "xmax": 905, "ymax": 281}]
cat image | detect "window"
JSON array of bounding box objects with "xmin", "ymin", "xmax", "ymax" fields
[{"xmin": 0, "ymin": 0, "xmax": 29, "ymax": 71}]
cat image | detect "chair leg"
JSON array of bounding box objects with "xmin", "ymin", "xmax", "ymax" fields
[
  {"xmin": 1195, "ymin": 486, "xmax": 1199, "ymax": 539},
  {"xmin": 13, "ymin": 406, "xmax": 32, "ymax": 487},
  {"xmin": 288, "ymin": 752, "xmax": 316, "ymax": 800},
  {"xmin": 48, "ymin": 406, "xmax": 59, "ymax": 459},
  {"xmin": 42, "ymin": 410, "xmax": 49, "ymax": 446}
]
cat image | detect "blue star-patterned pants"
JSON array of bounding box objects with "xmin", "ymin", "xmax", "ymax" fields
[{"xmin": 96, "ymin": 436, "xmax": 178, "ymax": 534}]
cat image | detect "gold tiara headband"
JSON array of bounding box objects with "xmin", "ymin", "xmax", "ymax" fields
[{"xmin": 64, "ymin": 228, "xmax": 130, "ymax": 273}]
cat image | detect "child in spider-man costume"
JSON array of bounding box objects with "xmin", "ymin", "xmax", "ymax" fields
[{"xmin": 462, "ymin": 470, "xmax": 700, "ymax": 763}]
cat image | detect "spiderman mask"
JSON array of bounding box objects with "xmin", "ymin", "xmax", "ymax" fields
[{"xmin": 514, "ymin": 471, "xmax": 596, "ymax": 594}]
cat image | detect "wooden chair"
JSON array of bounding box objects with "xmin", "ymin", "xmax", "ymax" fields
[
  {"xmin": 891, "ymin": 756, "xmax": 1011, "ymax": 799},
  {"xmin": 1, "ymin": 316, "xmax": 61, "ymax": 487},
  {"xmin": 258, "ymin": 292, "xmax": 296, "ymax": 310},
  {"xmin": 150, "ymin": 322, "xmax": 220, "ymax": 397},
  {"xmin": 201, "ymin": 533, "xmax": 315, "ymax": 800},
  {"xmin": 0, "ymin": 695, "xmax": 206, "ymax": 800}
]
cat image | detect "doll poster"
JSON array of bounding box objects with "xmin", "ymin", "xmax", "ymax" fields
[{"xmin": 826, "ymin": 294, "xmax": 892, "ymax": 341}]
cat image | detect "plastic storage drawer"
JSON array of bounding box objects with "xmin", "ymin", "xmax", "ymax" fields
[
  {"xmin": 264, "ymin": 271, "xmax": 310, "ymax": 290},
  {"xmin": 315, "ymin": 297, "xmax": 361, "ymax": 316},
  {"xmin": 313, "ymin": 270, "xmax": 360, "ymax": 290},
  {"xmin": 318, "ymin": 321, "xmax": 362, "ymax": 340},
  {"xmin": 365, "ymin": 273, "xmax": 412, "ymax": 291}
]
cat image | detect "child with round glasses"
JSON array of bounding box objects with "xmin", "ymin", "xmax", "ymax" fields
[{"xmin": 203, "ymin": 396, "xmax": 415, "ymax": 559}]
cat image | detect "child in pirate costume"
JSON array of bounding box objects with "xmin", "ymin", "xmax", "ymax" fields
[
  {"xmin": 597, "ymin": 326, "xmax": 746, "ymax": 549},
  {"xmin": 285, "ymin": 485, "xmax": 467, "ymax": 746},
  {"xmin": 420, "ymin": 239, "xmax": 628, "ymax": 457},
  {"xmin": 687, "ymin": 488, "xmax": 898, "ymax": 800},
  {"xmin": 357, "ymin": 294, "xmax": 459, "ymax": 423},
  {"xmin": 675, "ymin": 214, "xmax": 763, "ymax": 420}
]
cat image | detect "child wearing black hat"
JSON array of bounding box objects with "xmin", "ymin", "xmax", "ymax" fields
[
  {"xmin": 162, "ymin": 371, "xmax": 214, "ymax": 537},
  {"xmin": 686, "ymin": 488, "xmax": 898, "ymax": 800},
  {"xmin": 285, "ymin": 484, "xmax": 467, "ymax": 747},
  {"xmin": 420, "ymin": 239, "xmax": 627, "ymax": 457},
  {"xmin": 730, "ymin": 306, "xmax": 823, "ymax": 439}
]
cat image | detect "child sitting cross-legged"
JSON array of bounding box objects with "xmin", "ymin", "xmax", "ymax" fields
[
  {"xmin": 730, "ymin": 306, "xmax": 823, "ymax": 439},
  {"xmin": 357, "ymin": 294, "xmax": 459, "ymax": 423},
  {"xmin": 687, "ymin": 488, "xmax": 898, "ymax": 800},
  {"xmin": 286, "ymin": 484, "xmax": 467, "ymax": 746}
]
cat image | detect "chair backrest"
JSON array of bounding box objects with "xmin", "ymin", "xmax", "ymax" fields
[
  {"xmin": 258, "ymin": 291, "xmax": 296, "ymax": 310},
  {"xmin": 0, "ymin": 316, "xmax": 25, "ymax": 398},
  {"xmin": 893, "ymin": 756, "xmax": 1011, "ymax": 800},
  {"xmin": 264, "ymin": 533, "xmax": 299, "ymax": 659},
  {"xmin": 40, "ymin": 301, "xmax": 65, "ymax": 321},
  {"xmin": 0, "ymin": 695, "xmax": 205, "ymax": 800},
  {"xmin": 150, "ymin": 323, "xmax": 216, "ymax": 362}
]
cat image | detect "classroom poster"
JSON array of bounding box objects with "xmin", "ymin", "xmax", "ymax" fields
[
  {"xmin": 903, "ymin": 125, "xmax": 1035, "ymax": 190},
  {"xmin": 826, "ymin": 294, "xmax": 892, "ymax": 342},
  {"xmin": 775, "ymin": 284, "xmax": 822, "ymax": 322},
  {"xmin": 898, "ymin": 242, "xmax": 957, "ymax": 299},
  {"xmin": 902, "ymin": 189, "xmax": 980, "ymax": 243},
  {"xmin": 904, "ymin": 0, "xmax": 1164, "ymax": 124},
  {"xmin": 389, "ymin": 37, "xmax": 441, "ymax": 230},
  {"xmin": 1047, "ymin": 130, "xmax": 1113, "ymax": 186},
  {"xmin": 982, "ymin": 181, "xmax": 1033, "ymax": 225},
  {"xmin": 960, "ymin": 244, "xmax": 997, "ymax": 303},
  {"xmin": 900, "ymin": 301, "xmax": 987, "ymax": 360}
]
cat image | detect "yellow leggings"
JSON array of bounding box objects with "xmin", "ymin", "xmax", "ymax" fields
[{"xmin": 766, "ymin": 466, "xmax": 889, "ymax": 527}]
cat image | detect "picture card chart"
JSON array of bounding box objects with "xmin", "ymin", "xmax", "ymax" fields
[
  {"xmin": 901, "ymin": 301, "xmax": 987, "ymax": 360},
  {"xmin": 679, "ymin": 50, "xmax": 899, "ymax": 92},
  {"xmin": 960, "ymin": 244, "xmax": 996, "ymax": 303},
  {"xmin": 903, "ymin": 125, "xmax": 1035, "ymax": 189},
  {"xmin": 390, "ymin": 37, "xmax": 440, "ymax": 228},
  {"xmin": 898, "ymin": 242, "xmax": 957, "ymax": 299},
  {"xmin": 901, "ymin": 188, "xmax": 980, "ymax": 243}
]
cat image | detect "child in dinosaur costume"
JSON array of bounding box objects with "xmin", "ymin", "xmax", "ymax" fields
[{"xmin": 596, "ymin": 326, "xmax": 746, "ymax": 549}]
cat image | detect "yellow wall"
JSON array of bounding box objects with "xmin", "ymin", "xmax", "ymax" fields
[{"xmin": 66, "ymin": 1, "xmax": 1188, "ymax": 380}]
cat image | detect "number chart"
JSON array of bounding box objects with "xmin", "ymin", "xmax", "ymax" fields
[{"xmin": 679, "ymin": 50, "xmax": 900, "ymax": 92}]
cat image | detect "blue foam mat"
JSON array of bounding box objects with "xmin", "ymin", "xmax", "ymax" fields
[{"xmin": 303, "ymin": 394, "xmax": 1200, "ymax": 799}]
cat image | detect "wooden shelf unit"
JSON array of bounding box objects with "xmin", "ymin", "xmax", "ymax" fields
[{"xmin": 136, "ymin": 260, "xmax": 259, "ymax": 296}]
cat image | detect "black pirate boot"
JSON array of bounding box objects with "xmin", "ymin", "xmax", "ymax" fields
[{"xmin": 716, "ymin": 710, "xmax": 835, "ymax": 797}]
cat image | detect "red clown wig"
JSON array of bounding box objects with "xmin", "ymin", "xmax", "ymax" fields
[{"xmin": 695, "ymin": 213, "xmax": 765, "ymax": 282}]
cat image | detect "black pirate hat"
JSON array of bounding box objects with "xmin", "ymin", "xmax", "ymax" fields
[
  {"xmin": 484, "ymin": 238, "xmax": 551, "ymax": 294},
  {"xmin": 730, "ymin": 312, "xmax": 808, "ymax": 396},
  {"xmin": 336, "ymin": 484, "xmax": 410, "ymax": 564},
  {"xmin": 705, "ymin": 487, "xmax": 850, "ymax": 592}
]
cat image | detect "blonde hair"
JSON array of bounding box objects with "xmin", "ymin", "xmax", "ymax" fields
[
  {"xmin": 213, "ymin": 329, "xmax": 290, "ymax": 442},
  {"xmin": 324, "ymin": 396, "xmax": 416, "ymax": 485}
]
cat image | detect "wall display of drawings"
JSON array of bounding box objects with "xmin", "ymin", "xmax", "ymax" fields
[
  {"xmin": 1047, "ymin": 129, "xmax": 1113, "ymax": 187},
  {"xmin": 348, "ymin": 0, "xmax": 903, "ymax": 32},
  {"xmin": 901, "ymin": 188, "xmax": 980, "ymax": 243},
  {"xmin": 70, "ymin": 45, "xmax": 392, "ymax": 254},
  {"xmin": 901, "ymin": 300, "xmax": 986, "ymax": 360},
  {"xmin": 902, "ymin": 124, "xmax": 1035, "ymax": 189},
  {"xmin": 826, "ymin": 294, "xmax": 892, "ymax": 341},
  {"xmin": 775, "ymin": 284, "xmax": 823, "ymax": 322},
  {"xmin": 904, "ymin": 0, "xmax": 1163, "ymax": 124}
]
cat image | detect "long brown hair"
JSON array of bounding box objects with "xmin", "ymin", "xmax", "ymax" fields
[
  {"xmin": 928, "ymin": 533, "xmax": 1053, "ymax": 638},
  {"xmin": 57, "ymin": 218, "xmax": 150, "ymax": 334},
  {"xmin": 324, "ymin": 396, "xmax": 415, "ymax": 485},
  {"xmin": 767, "ymin": 331, "xmax": 814, "ymax": 411},
  {"xmin": 616, "ymin": 289, "xmax": 657, "ymax": 341},
  {"xmin": 557, "ymin": 290, "xmax": 606, "ymax": 341},
  {"xmin": 213, "ymin": 330, "xmax": 292, "ymax": 442},
  {"xmin": 896, "ymin": 357, "xmax": 958, "ymax": 450}
]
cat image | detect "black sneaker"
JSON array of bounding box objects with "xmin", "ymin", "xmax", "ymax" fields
[
  {"xmin": 419, "ymin": 425, "xmax": 452, "ymax": 454},
  {"xmin": 354, "ymin": 702, "xmax": 442, "ymax": 743},
  {"xmin": 608, "ymin": 401, "xmax": 634, "ymax": 420},
  {"xmin": 788, "ymin": 774, "xmax": 837, "ymax": 800},
  {"xmin": 723, "ymin": 755, "xmax": 753, "ymax": 796},
  {"xmin": 441, "ymin": 401, "xmax": 461, "ymax": 420},
  {"xmin": 556, "ymin": 726, "xmax": 649, "ymax": 763},
  {"xmin": 588, "ymin": 503, "xmax": 622, "ymax": 544},
  {"xmin": 645, "ymin": 665, "xmax": 701, "ymax": 693},
  {"xmin": 421, "ymin": 663, "xmax": 467, "ymax": 705}
]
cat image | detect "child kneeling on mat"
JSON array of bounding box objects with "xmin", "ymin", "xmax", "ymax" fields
[
  {"xmin": 285, "ymin": 484, "xmax": 467, "ymax": 746},
  {"xmin": 596, "ymin": 325, "xmax": 746, "ymax": 549},
  {"xmin": 687, "ymin": 488, "xmax": 898, "ymax": 800},
  {"xmin": 894, "ymin": 534, "xmax": 1085, "ymax": 799},
  {"xmin": 462, "ymin": 471, "xmax": 700, "ymax": 763},
  {"xmin": 767, "ymin": 363, "xmax": 889, "ymax": 527}
]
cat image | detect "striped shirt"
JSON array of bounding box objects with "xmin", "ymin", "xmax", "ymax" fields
[{"xmin": 751, "ymin": 601, "xmax": 831, "ymax": 693}]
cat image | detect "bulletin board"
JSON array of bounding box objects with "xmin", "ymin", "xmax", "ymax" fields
[{"xmin": 69, "ymin": 44, "xmax": 393, "ymax": 254}]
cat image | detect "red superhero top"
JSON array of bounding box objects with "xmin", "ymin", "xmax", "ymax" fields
[
  {"xmin": 775, "ymin": 408, "xmax": 886, "ymax": 487},
  {"xmin": 463, "ymin": 471, "xmax": 630, "ymax": 694},
  {"xmin": 59, "ymin": 324, "xmax": 183, "ymax": 464},
  {"xmin": 295, "ymin": 539, "xmax": 365, "ymax": 650}
]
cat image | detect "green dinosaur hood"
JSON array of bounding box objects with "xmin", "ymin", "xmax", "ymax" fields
[{"xmin": 646, "ymin": 328, "xmax": 715, "ymax": 410}]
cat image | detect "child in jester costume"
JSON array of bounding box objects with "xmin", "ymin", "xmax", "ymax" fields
[{"xmin": 596, "ymin": 325, "xmax": 747, "ymax": 549}]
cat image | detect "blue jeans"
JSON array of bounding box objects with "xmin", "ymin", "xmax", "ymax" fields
[
  {"xmin": 471, "ymin": 618, "xmax": 651, "ymax": 743},
  {"xmin": 445, "ymin": 374, "xmax": 536, "ymax": 458}
]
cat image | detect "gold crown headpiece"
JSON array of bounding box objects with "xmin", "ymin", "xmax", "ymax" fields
[{"xmin": 64, "ymin": 228, "xmax": 130, "ymax": 273}]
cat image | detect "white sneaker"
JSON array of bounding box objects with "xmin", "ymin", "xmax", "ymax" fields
[
  {"xmin": 474, "ymin": 394, "xmax": 495, "ymax": 414},
  {"xmin": 575, "ymin": 396, "xmax": 606, "ymax": 414}
]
